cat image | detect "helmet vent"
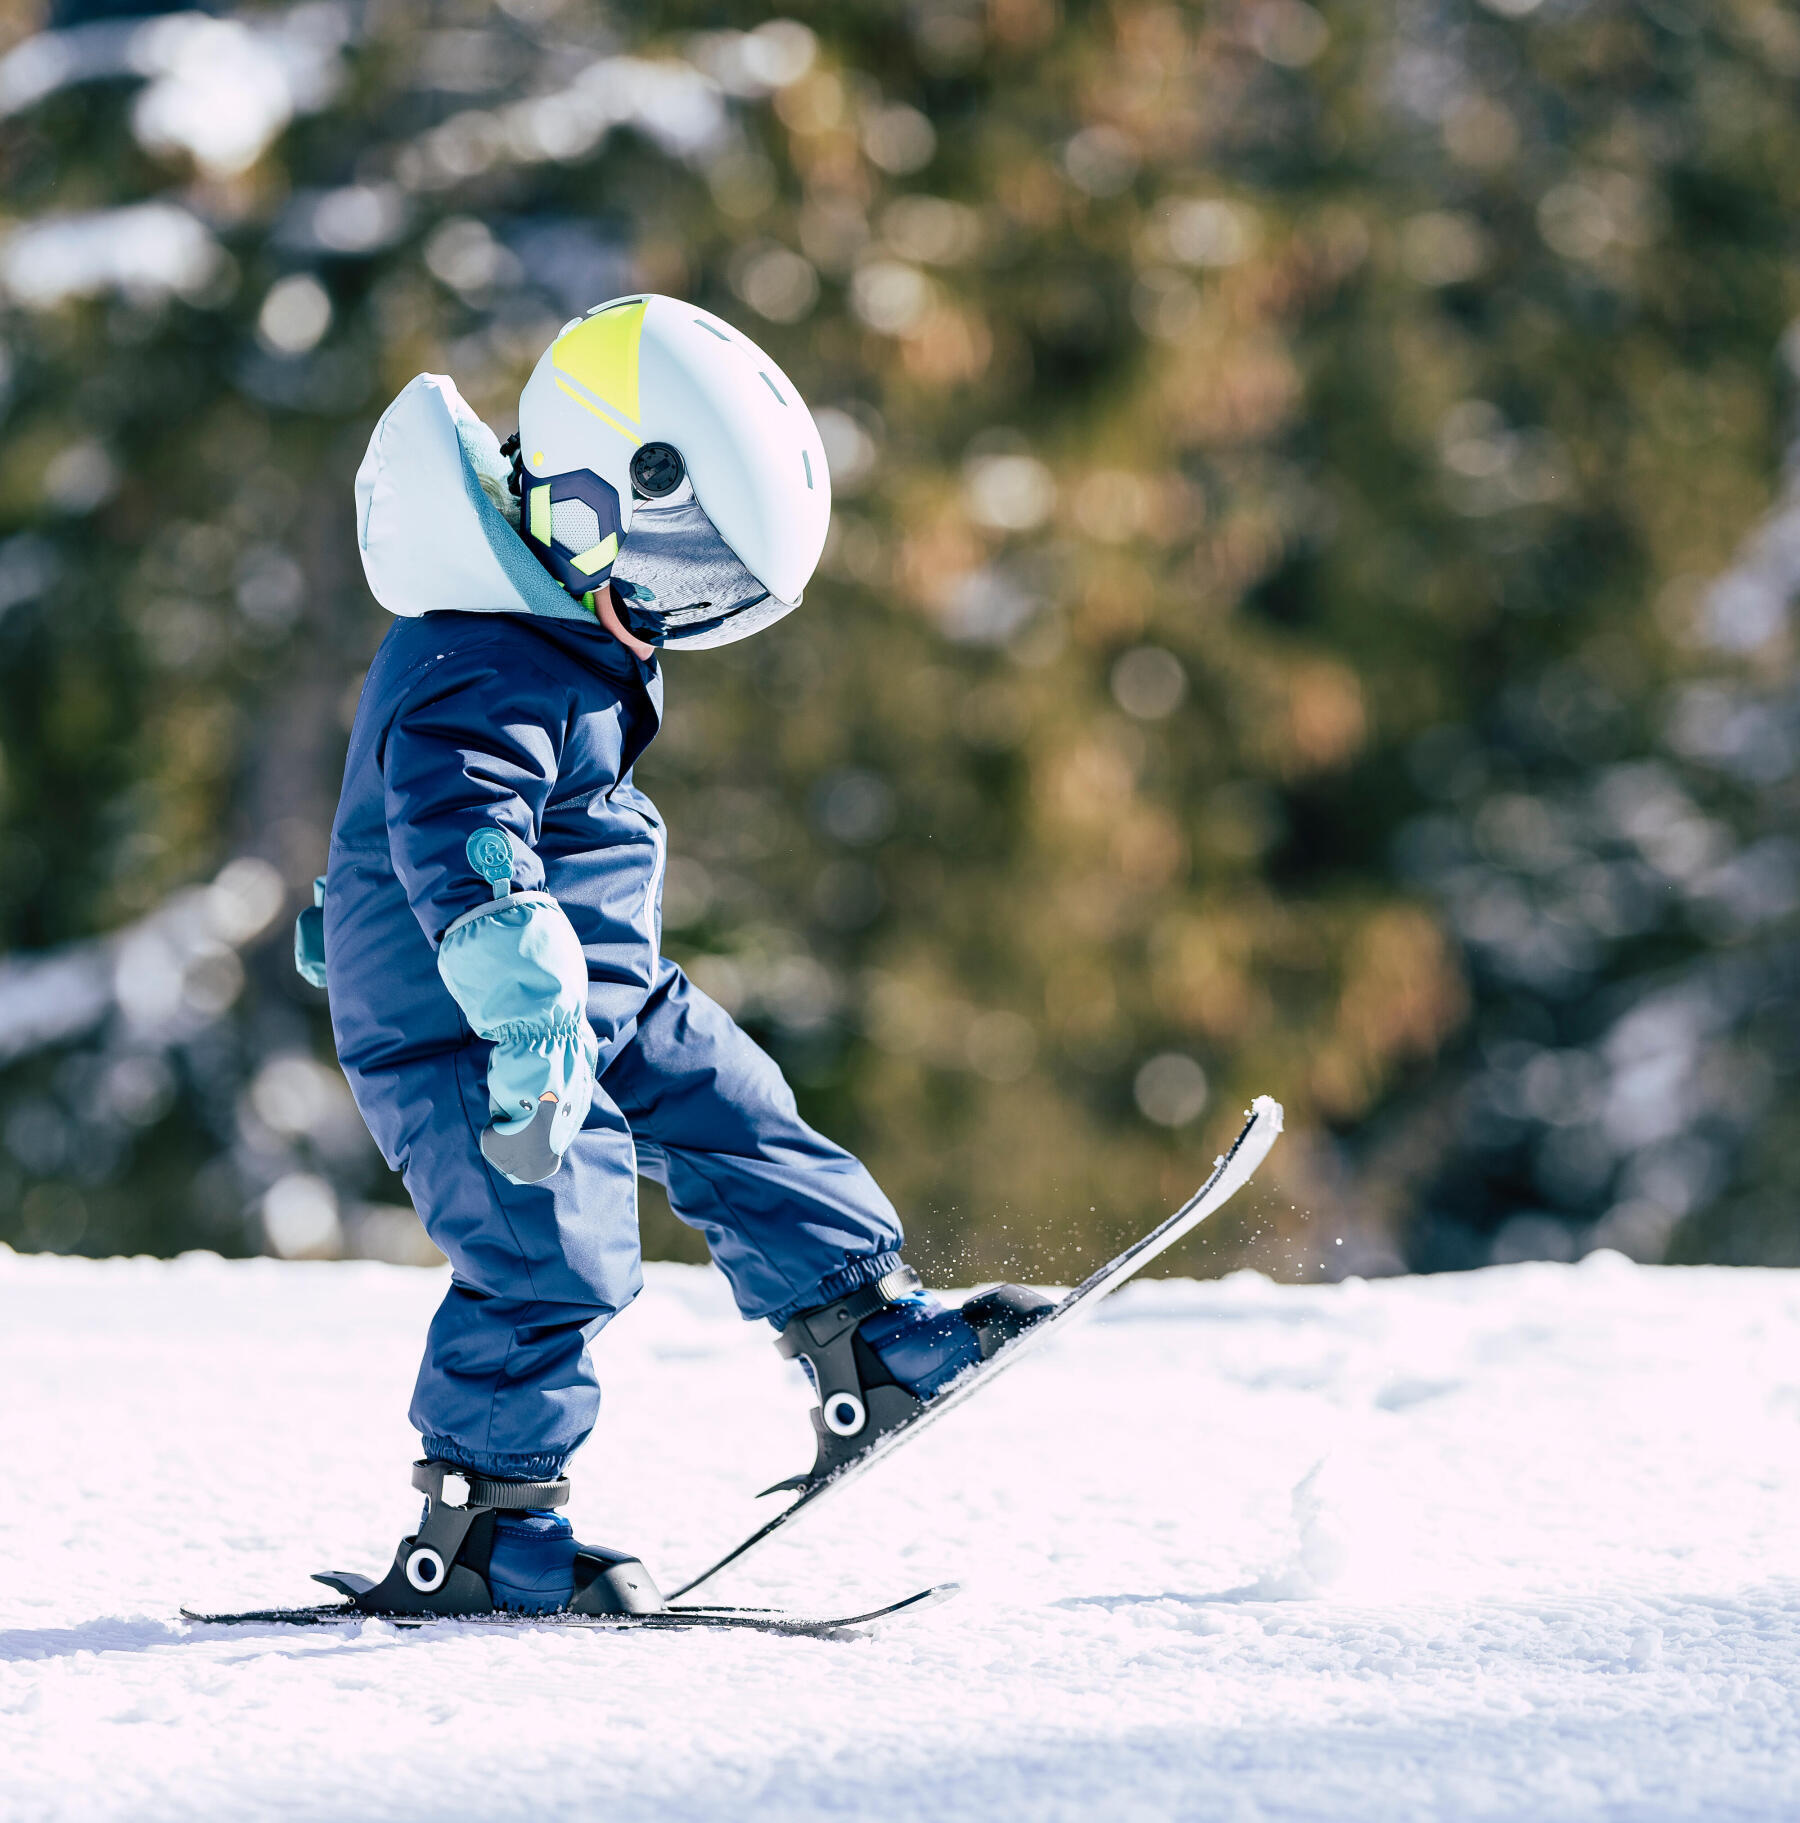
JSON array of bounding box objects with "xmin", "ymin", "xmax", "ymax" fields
[{"xmin": 551, "ymin": 496, "xmax": 602, "ymax": 553}]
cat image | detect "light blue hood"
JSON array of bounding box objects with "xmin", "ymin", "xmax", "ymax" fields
[{"xmin": 353, "ymin": 373, "xmax": 592, "ymax": 624}]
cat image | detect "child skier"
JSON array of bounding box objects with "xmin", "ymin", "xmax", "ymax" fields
[{"xmin": 312, "ymin": 295, "xmax": 1050, "ymax": 1616}]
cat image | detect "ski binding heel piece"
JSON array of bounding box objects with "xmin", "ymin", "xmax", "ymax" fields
[
  {"xmin": 772, "ymin": 1268, "xmax": 1056, "ymax": 1493},
  {"xmin": 313, "ymin": 1460, "xmax": 663, "ymax": 1618},
  {"xmin": 773, "ymin": 1267, "xmax": 927, "ymax": 1490}
]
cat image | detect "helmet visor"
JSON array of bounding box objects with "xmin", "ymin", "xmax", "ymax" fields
[{"xmin": 609, "ymin": 494, "xmax": 799, "ymax": 651}]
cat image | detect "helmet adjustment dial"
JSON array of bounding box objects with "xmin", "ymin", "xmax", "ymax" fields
[{"xmin": 630, "ymin": 442, "xmax": 686, "ymax": 499}]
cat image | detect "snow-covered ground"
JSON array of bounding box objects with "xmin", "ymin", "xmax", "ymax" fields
[{"xmin": 3, "ymin": 1247, "xmax": 1798, "ymax": 1821}]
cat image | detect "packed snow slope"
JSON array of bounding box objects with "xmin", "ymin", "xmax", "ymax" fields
[{"xmin": 3, "ymin": 1247, "xmax": 1798, "ymax": 1822}]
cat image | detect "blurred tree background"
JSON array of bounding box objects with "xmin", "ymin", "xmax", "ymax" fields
[{"xmin": 2, "ymin": 0, "xmax": 1799, "ymax": 1281}]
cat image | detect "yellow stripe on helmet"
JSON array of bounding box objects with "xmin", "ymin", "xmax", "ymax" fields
[
  {"xmin": 553, "ymin": 297, "xmax": 647, "ymax": 426},
  {"xmin": 553, "ymin": 378, "xmax": 642, "ymax": 447}
]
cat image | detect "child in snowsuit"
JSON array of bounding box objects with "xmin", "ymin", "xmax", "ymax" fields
[{"xmin": 315, "ymin": 297, "xmax": 1047, "ymax": 1614}]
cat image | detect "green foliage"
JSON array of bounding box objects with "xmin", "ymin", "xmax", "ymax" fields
[{"xmin": 2, "ymin": 0, "xmax": 1799, "ymax": 1278}]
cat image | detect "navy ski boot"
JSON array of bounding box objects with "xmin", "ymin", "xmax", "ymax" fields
[
  {"xmin": 485, "ymin": 1510, "xmax": 580, "ymax": 1613},
  {"xmin": 773, "ymin": 1265, "xmax": 1054, "ymax": 1489},
  {"xmin": 314, "ymin": 1462, "xmax": 663, "ymax": 1618}
]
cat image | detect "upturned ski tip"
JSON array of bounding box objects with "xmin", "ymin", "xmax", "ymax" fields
[{"xmin": 1218, "ymin": 1095, "xmax": 1283, "ymax": 1166}]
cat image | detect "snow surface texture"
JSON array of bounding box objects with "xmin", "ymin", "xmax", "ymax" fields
[{"xmin": 3, "ymin": 1248, "xmax": 1798, "ymax": 1821}]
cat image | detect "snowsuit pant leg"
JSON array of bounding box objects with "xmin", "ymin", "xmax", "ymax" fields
[
  {"xmin": 397, "ymin": 1045, "xmax": 644, "ymax": 1480},
  {"xmin": 601, "ymin": 962, "xmax": 905, "ymax": 1325}
]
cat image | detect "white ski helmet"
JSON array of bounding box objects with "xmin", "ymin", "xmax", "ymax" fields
[{"xmin": 510, "ymin": 294, "xmax": 831, "ymax": 650}]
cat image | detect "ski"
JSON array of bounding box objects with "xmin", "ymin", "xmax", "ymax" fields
[
  {"xmin": 670, "ymin": 1094, "xmax": 1285, "ymax": 1599},
  {"xmin": 180, "ymin": 1580, "xmax": 956, "ymax": 1637}
]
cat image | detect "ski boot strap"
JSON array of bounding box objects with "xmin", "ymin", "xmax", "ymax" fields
[
  {"xmin": 411, "ymin": 1459, "xmax": 570, "ymax": 1512},
  {"xmin": 775, "ymin": 1264, "xmax": 922, "ymax": 1358}
]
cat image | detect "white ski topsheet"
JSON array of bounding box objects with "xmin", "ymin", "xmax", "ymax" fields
[{"xmin": 8, "ymin": 1174, "xmax": 1800, "ymax": 1819}]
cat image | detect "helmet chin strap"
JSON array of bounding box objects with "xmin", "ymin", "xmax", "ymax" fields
[
  {"xmin": 502, "ymin": 427, "xmax": 647, "ymax": 655},
  {"xmin": 499, "ymin": 431, "xmax": 525, "ymax": 503},
  {"xmin": 585, "ymin": 582, "xmax": 656, "ymax": 660}
]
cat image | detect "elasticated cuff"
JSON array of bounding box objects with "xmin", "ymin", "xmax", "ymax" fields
[
  {"xmin": 486, "ymin": 1012, "xmax": 592, "ymax": 1047},
  {"xmin": 767, "ymin": 1249, "xmax": 907, "ymax": 1329},
  {"xmin": 420, "ymin": 1435, "xmax": 568, "ymax": 1481}
]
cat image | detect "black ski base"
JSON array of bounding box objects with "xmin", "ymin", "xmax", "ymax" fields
[{"xmin": 181, "ymin": 1581, "xmax": 956, "ymax": 1637}]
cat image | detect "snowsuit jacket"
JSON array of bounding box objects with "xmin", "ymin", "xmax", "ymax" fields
[{"xmin": 324, "ymin": 374, "xmax": 900, "ymax": 1480}]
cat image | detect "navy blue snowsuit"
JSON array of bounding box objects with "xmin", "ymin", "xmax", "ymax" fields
[{"xmin": 326, "ymin": 385, "xmax": 901, "ymax": 1481}]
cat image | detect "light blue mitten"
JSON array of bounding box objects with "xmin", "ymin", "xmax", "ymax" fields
[{"xmin": 437, "ymin": 889, "xmax": 598, "ymax": 1185}]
